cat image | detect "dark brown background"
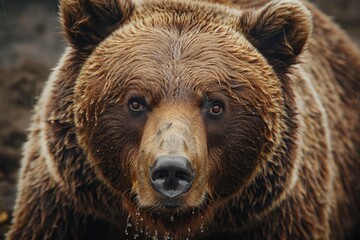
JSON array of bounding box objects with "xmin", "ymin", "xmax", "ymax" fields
[{"xmin": 0, "ymin": 0, "xmax": 359, "ymax": 238}]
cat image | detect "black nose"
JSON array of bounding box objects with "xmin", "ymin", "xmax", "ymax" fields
[{"xmin": 150, "ymin": 156, "xmax": 194, "ymax": 198}]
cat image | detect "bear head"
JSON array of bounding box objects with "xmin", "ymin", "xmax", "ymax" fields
[{"xmin": 57, "ymin": 0, "xmax": 312, "ymax": 235}]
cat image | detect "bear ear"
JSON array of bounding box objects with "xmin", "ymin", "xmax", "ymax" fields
[
  {"xmin": 239, "ymin": 0, "xmax": 312, "ymax": 72},
  {"xmin": 60, "ymin": 0, "xmax": 134, "ymax": 51}
]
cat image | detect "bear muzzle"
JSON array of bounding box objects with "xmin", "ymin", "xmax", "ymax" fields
[{"xmin": 135, "ymin": 103, "xmax": 208, "ymax": 209}]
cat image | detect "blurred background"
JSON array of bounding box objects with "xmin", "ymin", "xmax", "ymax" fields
[{"xmin": 0, "ymin": 0, "xmax": 359, "ymax": 238}]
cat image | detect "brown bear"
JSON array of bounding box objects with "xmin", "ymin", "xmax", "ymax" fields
[{"xmin": 6, "ymin": 0, "xmax": 360, "ymax": 239}]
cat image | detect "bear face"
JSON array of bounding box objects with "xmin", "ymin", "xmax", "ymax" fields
[
  {"xmin": 75, "ymin": 23, "xmax": 271, "ymax": 207},
  {"xmin": 66, "ymin": 0, "xmax": 311, "ymax": 233}
]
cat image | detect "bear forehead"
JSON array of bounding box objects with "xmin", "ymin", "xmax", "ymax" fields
[{"xmin": 80, "ymin": 27, "xmax": 273, "ymax": 102}]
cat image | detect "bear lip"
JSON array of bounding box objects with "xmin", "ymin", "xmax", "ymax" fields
[{"xmin": 160, "ymin": 197, "xmax": 182, "ymax": 208}]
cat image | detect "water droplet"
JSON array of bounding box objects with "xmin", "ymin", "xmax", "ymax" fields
[
  {"xmin": 199, "ymin": 215, "xmax": 205, "ymax": 234},
  {"xmin": 140, "ymin": 218, "xmax": 144, "ymax": 221},
  {"xmin": 152, "ymin": 230, "xmax": 158, "ymax": 240},
  {"xmin": 170, "ymin": 216, "xmax": 174, "ymax": 222},
  {"xmin": 134, "ymin": 234, "xmax": 139, "ymax": 239},
  {"xmin": 163, "ymin": 234, "xmax": 168, "ymax": 240},
  {"xmin": 187, "ymin": 226, "xmax": 192, "ymax": 239},
  {"xmin": 200, "ymin": 222, "xmax": 204, "ymax": 234},
  {"xmin": 125, "ymin": 215, "xmax": 132, "ymax": 236}
]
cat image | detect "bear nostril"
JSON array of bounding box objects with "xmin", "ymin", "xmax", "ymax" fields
[
  {"xmin": 150, "ymin": 156, "xmax": 194, "ymax": 198},
  {"xmin": 151, "ymin": 169, "xmax": 169, "ymax": 181},
  {"xmin": 175, "ymin": 170, "xmax": 191, "ymax": 182}
]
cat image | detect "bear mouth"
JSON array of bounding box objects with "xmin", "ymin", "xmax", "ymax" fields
[{"xmin": 159, "ymin": 196, "xmax": 183, "ymax": 208}]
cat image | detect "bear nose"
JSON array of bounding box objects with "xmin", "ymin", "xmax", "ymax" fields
[{"xmin": 150, "ymin": 156, "xmax": 194, "ymax": 198}]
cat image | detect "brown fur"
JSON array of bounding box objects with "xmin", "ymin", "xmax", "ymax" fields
[{"xmin": 6, "ymin": 0, "xmax": 360, "ymax": 239}]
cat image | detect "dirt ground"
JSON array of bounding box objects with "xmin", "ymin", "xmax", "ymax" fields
[
  {"xmin": 0, "ymin": 0, "xmax": 359, "ymax": 239},
  {"xmin": 0, "ymin": 1, "xmax": 63, "ymax": 237}
]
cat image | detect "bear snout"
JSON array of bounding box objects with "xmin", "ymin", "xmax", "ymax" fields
[
  {"xmin": 134, "ymin": 103, "xmax": 209, "ymax": 209},
  {"xmin": 150, "ymin": 155, "xmax": 194, "ymax": 199}
]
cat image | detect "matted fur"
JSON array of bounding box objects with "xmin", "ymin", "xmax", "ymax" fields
[{"xmin": 6, "ymin": 0, "xmax": 360, "ymax": 239}]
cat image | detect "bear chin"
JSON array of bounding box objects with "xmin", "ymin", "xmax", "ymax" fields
[{"xmin": 126, "ymin": 202, "xmax": 211, "ymax": 236}]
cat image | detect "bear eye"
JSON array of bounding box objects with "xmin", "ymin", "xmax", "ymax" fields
[
  {"xmin": 208, "ymin": 103, "xmax": 224, "ymax": 116},
  {"xmin": 129, "ymin": 98, "xmax": 146, "ymax": 112}
]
